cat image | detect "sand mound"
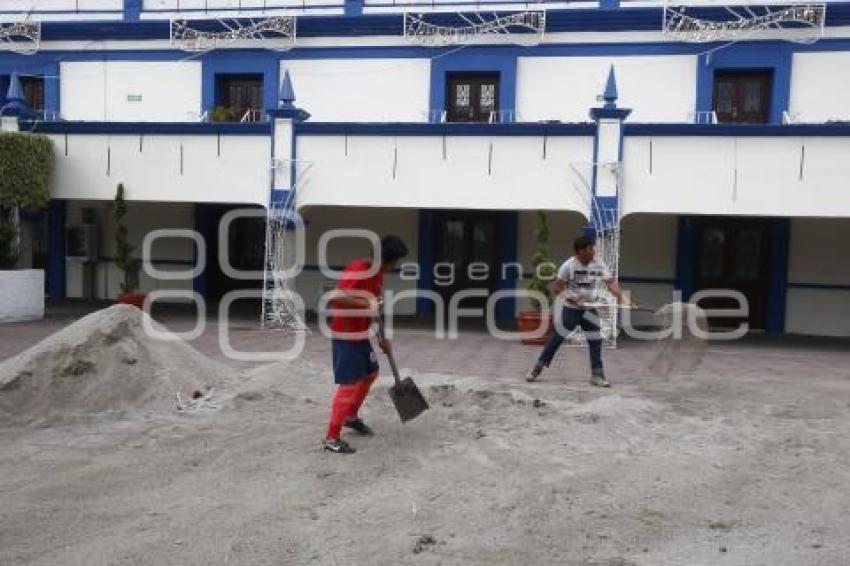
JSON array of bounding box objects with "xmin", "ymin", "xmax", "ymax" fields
[
  {"xmin": 647, "ymin": 302, "xmax": 709, "ymax": 377},
  {"xmin": 0, "ymin": 305, "xmax": 231, "ymax": 425}
]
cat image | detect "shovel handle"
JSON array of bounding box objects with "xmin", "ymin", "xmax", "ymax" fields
[
  {"xmin": 376, "ymin": 317, "xmax": 403, "ymax": 387},
  {"xmin": 579, "ymin": 302, "xmax": 659, "ymax": 313}
]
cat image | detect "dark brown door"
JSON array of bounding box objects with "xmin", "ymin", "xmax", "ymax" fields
[
  {"xmin": 20, "ymin": 77, "xmax": 44, "ymax": 112},
  {"xmin": 713, "ymin": 70, "xmax": 772, "ymax": 124},
  {"xmin": 693, "ymin": 218, "xmax": 772, "ymax": 329},
  {"xmin": 433, "ymin": 212, "xmax": 498, "ymax": 312},
  {"xmin": 446, "ymin": 73, "xmax": 499, "ymax": 123},
  {"xmin": 216, "ymin": 74, "xmax": 263, "ymax": 120}
]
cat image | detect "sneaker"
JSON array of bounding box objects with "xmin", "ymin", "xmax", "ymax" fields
[
  {"xmin": 590, "ymin": 368, "xmax": 611, "ymax": 388},
  {"xmin": 344, "ymin": 417, "xmax": 374, "ymax": 436},
  {"xmin": 323, "ymin": 438, "xmax": 356, "ymax": 454},
  {"xmin": 525, "ymin": 364, "xmax": 544, "ymax": 382}
]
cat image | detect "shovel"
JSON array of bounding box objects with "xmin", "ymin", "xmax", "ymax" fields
[{"xmin": 377, "ymin": 319, "xmax": 429, "ymax": 423}]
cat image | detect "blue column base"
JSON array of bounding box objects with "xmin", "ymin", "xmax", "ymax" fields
[{"xmin": 46, "ymin": 200, "xmax": 66, "ymax": 299}]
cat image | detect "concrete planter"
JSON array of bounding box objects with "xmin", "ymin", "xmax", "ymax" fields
[{"xmin": 0, "ymin": 269, "xmax": 45, "ymax": 322}]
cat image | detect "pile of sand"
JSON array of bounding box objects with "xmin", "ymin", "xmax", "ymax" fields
[
  {"xmin": 0, "ymin": 305, "xmax": 231, "ymax": 425},
  {"xmin": 647, "ymin": 302, "xmax": 710, "ymax": 377}
]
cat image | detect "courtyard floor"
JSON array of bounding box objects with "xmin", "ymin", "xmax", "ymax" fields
[{"xmin": 0, "ymin": 301, "xmax": 849, "ymax": 565}]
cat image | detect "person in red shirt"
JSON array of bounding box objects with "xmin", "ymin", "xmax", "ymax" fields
[{"xmin": 323, "ymin": 235, "xmax": 409, "ymax": 454}]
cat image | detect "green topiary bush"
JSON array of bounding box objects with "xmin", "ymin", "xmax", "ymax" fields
[
  {"xmin": 0, "ymin": 132, "xmax": 54, "ymax": 269},
  {"xmin": 113, "ymin": 183, "xmax": 139, "ymax": 293}
]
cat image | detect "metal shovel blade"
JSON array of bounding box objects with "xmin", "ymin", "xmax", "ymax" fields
[{"xmin": 388, "ymin": 376, "xmax": 429, "ymax": 423}]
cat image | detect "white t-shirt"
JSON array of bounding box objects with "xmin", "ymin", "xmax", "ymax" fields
[{"xmin": 556, "ymin": 256, "xmax": 613, "ymax": 304}]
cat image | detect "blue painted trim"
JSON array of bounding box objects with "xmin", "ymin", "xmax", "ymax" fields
[
  {"xmin": 765, "ymin": 218, "xmax": 790, "ymax": 334},
  {"xmin": 518, "ymin": 273, "xmax": 675, "ymax": 285},
  {"xmin": 296, "ymin": 122, "xmax": 595, "ymax": 136},
  {"xmin": 429, "ymin": 53, "xmax": 517, "ymax": 124},
  {"xmin": 344, "ymin": 0, "xmax": 364, "ymax": 17},
  {"xmin": 23, "ymin": 121, "xmax": 850, "ymax": 140},
  {"xmin": 23, "ymin": 121, "xmax": 271, "ymax": 135},
  {"xmin": 124, "ymin": 0, "xmax": 142, "ymax": 22},
  {"xmin": 624, "ymin": 123, "xmax": 850, "ymax": 137},
  {"xmin": 268, "ymin": 107, "xmax": 311, "ymax": 121},
  {"xmin": 496, "ymin": 211, "xmax": 518, "ymax": 321},
  {"xmin": 619, "ymin": 276, "xmax": 675, "ymax": 285},
  {"xmin": 787, "ymin": 282, "xmax": 850, "ymax": 291},
  {"xmin": 202, "ymin": 54, "xmax": 279, "ymax": 117},
  {"xmin": 674, "ymin": 216, "xmax": 696, "ymax": 301},
  {"xmin": 416, "ymin": 209, "xmax": 435, "ymax": 316},
  {"xmin": 43, "ymin": 63, "xmax": 60, "ymax": 118},
  {"xmin": 695, "ymin": 43, "xmax": 792, "ymax": 125},
  {"xmin": 47, "ymin": 200, "xmax": 66, "ymax": 299},
  {"xmin": 97, "ymin": 256, "xmax": 194, "ymax": 265},
  {"xmin": 589, "ymin": 107, "xmax": 631, "ymax": 120}
]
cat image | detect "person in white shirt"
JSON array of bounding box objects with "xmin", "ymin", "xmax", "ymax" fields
[{"xmin": 526, "ymin": 235, "xmax": 632, "ymax": 387}]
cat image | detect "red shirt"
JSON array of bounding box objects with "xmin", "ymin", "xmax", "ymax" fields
[{"xmin": 330, "ymin": 259, "xmax": 383, "ymax": 337}]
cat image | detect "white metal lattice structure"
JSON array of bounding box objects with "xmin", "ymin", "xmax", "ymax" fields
[
  {"xmin": 170, "ymin": 17, "xmax": 296, "ymax": 52},
  {"xmin": 662, "ymin": 3, "xmax": 826, "ymax": 44},
  {"xmin": 404, "ymin": 11, "xmax": 546, "ymax": 46},
  {"xmin": 0, "ymin": 21, "xmax": 40, "ymax": 55},
  {"xmin": 261, "ymin": 159, "xmax": 314, "ymax": 332},
  {"xmin": 567, "ymin": 161, "xmax": 623, "ymax": 348}
]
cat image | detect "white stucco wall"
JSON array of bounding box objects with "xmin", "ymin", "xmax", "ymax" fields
[
  {"xmin": 619, "ymin": 213, "xmax": 678, "ymax": 326},
  {"xmin": 785, "ymin": 217, "xmax": 850, "ymax": 336},
  {"xmin": 60, "ymin": 61, "xmax": 202, "ymax": 122},
  {"xmin": 296, "ymin": 134, "xmax": 593, "ymax": 213},
  {"xmin": 622, "ymin": 136, "xmax": 850, "ymax": 218},
  {"xmin": 64, "ymin": 201, "xmax": 196, "ymax": 300},
  {"xmin": 48, "ymin": 134, "xmax": 270, "ymax": 206},
  {"xmin": 295, "ymin": 206, "xmax": 420, "ymax": 315},
  {"xmin": 0, "ymin": 270, "xmax": 45, "ymax": 322},
  {"xmin": 0, "ymin": 0, "xmax": 122, "ymax": 20},
  {"xmin": 516, "ymin": 56, "xmax": 697, "ymax": 123},
  {"xmin": 282, "ymin": 59, "xmax": 431, "ymax": 122},
  {"xmin": 790, "ymin": 52, "xmax": 850, "ymax": 123}
]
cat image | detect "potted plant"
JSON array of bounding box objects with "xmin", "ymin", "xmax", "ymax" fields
[
  {"xmin": 517, "ymin": 211, "xmax": 556, "ymax": 345},
  {"xmin": 210, "ymin": 105, "xmax": 240, "ymax": 123},
  {"xmin": 0, "ymin": 132, "xmax": 53, "ymax": 322},
  {"xmin": 113, "ymin": 183, "xmax": 145, "ymax": 309}
]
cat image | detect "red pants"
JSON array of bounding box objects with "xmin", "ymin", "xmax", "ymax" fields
[{"xmin": 326, "ymin": 371, "xmax": 377, "ymax": 440}]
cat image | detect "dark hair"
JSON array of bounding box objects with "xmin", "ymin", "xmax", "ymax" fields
[
  {"xmin": 380, "ymin": 235, "xmax": 409, "ymax": 263},
  {"xmin": 573, "ymin": 235, "xmax": 596, "ymax": 253}
]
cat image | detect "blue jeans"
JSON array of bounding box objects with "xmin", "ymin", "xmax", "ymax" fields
[{"xmin": 537, "ymin": 307, "xmax": 603, "ymax": 371}]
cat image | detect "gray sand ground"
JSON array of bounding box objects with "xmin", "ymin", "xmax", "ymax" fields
[{"xmin": 1, "ymin": 308, "xmax": 849, "ymax": 566}]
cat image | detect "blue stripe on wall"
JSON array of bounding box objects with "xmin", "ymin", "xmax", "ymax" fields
[
  {"xmin": 495, "ymin": 210, "xmax": 518, "ymax": 320},
  {"xmin": 765, "ymin": 217, "xmax": 790, "ymax": 334},
  {"xmin": 46, "ymin": 200, "xmax": 66, "ymax": 299},
  {"xmin": 674, "ymin": 216, "xmax": 696, "ymax": 301}
]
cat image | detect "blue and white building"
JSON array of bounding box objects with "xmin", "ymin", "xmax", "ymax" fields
[{"xmin": 2, "ymin": 0, "xmax": 849, "ymax": 336}]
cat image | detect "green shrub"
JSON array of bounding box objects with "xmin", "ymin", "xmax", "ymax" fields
[
  {"xmin": 0, "ymin": 221, "xmax": 17, "ymax": 269},
  {"xmin": 209, "ymin": 106, "xmax": 241, "ymax": 123},
  {"xmin": 0, "ymin": 133, "xmax": 53, "ymax": 210},
  {"xmin": 527, "ymin": 211, "xmax": 555, "ymax": 311},
  {"xmin": 113, "ymin": 183, "xmax": 138, "ymax": 293},
  {"xmin": 0, "ymin": 132, "xmax": 54, "ymax": 269}
]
